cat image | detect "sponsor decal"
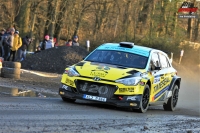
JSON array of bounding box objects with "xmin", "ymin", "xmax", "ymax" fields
[
  {"xmin": 127, "ymin": 96, "xmax": 137, "ymax": 101},
  {"xmin": 154, "ymin": 77, "xmax": 170, "ymax": 92},
  {"xmin": 62, "ymin": 84, "xmax": 68, "ymax": 90},
  {"xmin": 102, "ymin": 46, "xmax": 149, "ymax": 57},
  {"xmin": 90, "ymin": 70, "xmax": 108, "ymax": 77},
  {"xmin": 119, "ymin": 88, "xmax": 134, "ymax": 92},
  {"xmin": 154, "ymin": 77, "xmax": 160, "ymax": 84},
  {"xmin": 104, "ymin": 46, "xmax": 132, "ymax": 51}
]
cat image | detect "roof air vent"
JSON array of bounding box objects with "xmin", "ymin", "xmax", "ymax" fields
[{"xmin": 119, "ymin": 42, "xmax": 134, "ymax": 48}]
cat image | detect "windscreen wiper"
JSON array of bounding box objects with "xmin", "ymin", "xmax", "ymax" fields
[{"xmin": 116, "ymin": 65, "xmax": 128, "ymax": 69}]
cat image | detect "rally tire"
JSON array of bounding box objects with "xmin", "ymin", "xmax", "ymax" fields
[
  {"xmin": 138, "ymin": 84, "xmax": 150, "ymax": 113},
  {"xmin": 2, "ymin": 61, "xmax": 21, "ymax": 69},
  {"xmin": 163, "ymin": 85, "xmax": 179, "ymax": 111},
  {"xmin": 62, "ymin": 97, "xmax": 76, "ymax": 103},
  {"xmin": 1, "ymin": 67, "xmax": 21, "ymax": 75},
  {"xmin": 1, "ymin": 73, "xmax": 20, "ymax": 79}
]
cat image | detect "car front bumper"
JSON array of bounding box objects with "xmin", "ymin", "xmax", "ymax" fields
[{"xmin": 59, "ymin": 87, "xmax": 142, "ymax": 109}]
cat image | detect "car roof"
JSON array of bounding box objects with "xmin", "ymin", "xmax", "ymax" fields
[{"xmin": 97, "ymin": 43, "xmax": 154, "ymax": 57}]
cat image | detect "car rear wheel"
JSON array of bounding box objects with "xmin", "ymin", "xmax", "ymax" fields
[
  {"xmin": 61, "ymin": 97, "xmax": 76, "ymax": 103},
  {"xmin": 163, "ymin": 85, "xmax": 179, "ymax": 111},
  {"xmin": 138, "ymin": 85, "xmax": 150, "ymax": 113}
]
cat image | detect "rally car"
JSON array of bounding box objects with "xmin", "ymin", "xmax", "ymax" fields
[{"xmin": 59, "ymin": 42, "xmax": 181, "ymax": 113}]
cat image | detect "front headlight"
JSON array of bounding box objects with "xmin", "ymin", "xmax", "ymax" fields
[
  {"xmin": 115, "ymin": 77, "xmax": 141, "ymax": 86},
  {"xmin": 64, "ymin": 67, "xmax": 80, "ymax": 77}
]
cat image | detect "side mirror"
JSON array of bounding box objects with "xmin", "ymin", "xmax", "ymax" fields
[{"xmin": 155, "ymin": 67, "xmax": 161, "ymax": 70}]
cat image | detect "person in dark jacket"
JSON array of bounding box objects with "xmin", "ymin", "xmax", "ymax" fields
[
  {"xmin": 72, "ymin": 35, "xmax": 79, "ymax": 46},
  {"xmin": 16, "ymin": 35, "xmax": 31, "ymax": 61},
  {"xmin": 3, "ymin": 28, "xmax": 15, "ymax": 61},
  {"xmin": 40, "ymin": 35, "xmax": 54, "ymax": 50},
  {"xmin": 0, "ymin": 28, "xmax": 6, "ymax": 57},
  {"xmin": 66, "ymin": 39, "xmax": 72, "ymax": 46}
]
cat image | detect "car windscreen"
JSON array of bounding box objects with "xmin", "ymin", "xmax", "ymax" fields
[{"xmin": 85, "ymin": 50, "xmax": 148, "ymax": 69}]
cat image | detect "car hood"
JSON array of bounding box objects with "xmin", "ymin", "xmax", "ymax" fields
[{"xmin": 74, "ymin": 61, "xmax": 145, "ymax": 81}]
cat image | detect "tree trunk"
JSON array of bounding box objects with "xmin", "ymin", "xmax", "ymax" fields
[
  {"xmin": 14, "ymin": 0, "xmax": 31, "ymax": 37},
  {"xmin": 44, "ymin": 0, "xmax": 53, "ymax": 36},
  {"xmin": 187, "ymin": 18, "xmax": 192, "ymax": 40},
  {"xmin": 49, "ymin": 0, "xmax": 59, "ymax": 38},
  {"xmin": 173, "ymin": 1, "xmax": 178, "ymax": 38},
  {"xmin": 73, "ymin": 0, "xmax": 87, "ymax": 37},
  {"xmin": 194, "ymin": 18, "xmax": 200, "ymax": 41},
  {"xmin": 148, "ymin": 0, "xmax": 154, "ymax": 45},
  {"xmin": 187, "ymin": 0, "xmax": 196, "ymax": 40}
]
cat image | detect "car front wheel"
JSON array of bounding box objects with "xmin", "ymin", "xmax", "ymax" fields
[
  {"xmin": 163, "ymin": 85, "xmax": 179, "ymax": 111},
  {"xmin": 138, "ymin": 84, "xmax": 150, "ymax": 113}
]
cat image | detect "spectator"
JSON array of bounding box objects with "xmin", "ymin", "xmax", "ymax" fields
[
  {"xmin": 66, "ymin": 39, "xmax": 72, "ymax": 46},
  {"xmin": 72, "ymin": 35, "xmax": 79, "ymax": 46},
  {"xmin": 40, "ymin": 35, "xmax": 54, "ymax": 50},
  {"xmin": 0, "ymin": 28, "xmax": 6, "ymax": 57},
  {"xmin": 34, "ymin": 46, "xmax": 41, "ymax": 54},
  {"xmin": 7, "ymin": 30, "xmax": 22, "ymax": 61},
  {"xmin": 54, "ymin": 38, "xmax": 58, "ymax": 47},
  {"xmin": 3, "ymin": 28, "xmax": 15, "ymax": 61},
  {"xmin": 16, "ymin": 35, "xmax": 31, "ymax": 61}
]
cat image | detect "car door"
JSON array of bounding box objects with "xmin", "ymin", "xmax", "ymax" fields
[
  {"xmin": 157, "ymin": 53, "xmax": 173, "ymax": 100},
  {"xmin": 149, "ymin": 52, "xmax": 163, "ymax": 102},
  {"xmin": 152, "ymin": 52, "xmax": 172, "ymax": 102}
]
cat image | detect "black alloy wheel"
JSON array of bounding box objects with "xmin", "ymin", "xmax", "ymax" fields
[
  {"xmin": 163, "ymin": 85, "xmax": 179, "ymax": 111},
  {"xmin": 138, "ymin": 85, "xmax": 150, "ymax": 113}
]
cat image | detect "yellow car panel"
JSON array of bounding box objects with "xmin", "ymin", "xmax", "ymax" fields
[{"xmin": 59, "ymin": 42, "xmax": 181, "ymax": 113}]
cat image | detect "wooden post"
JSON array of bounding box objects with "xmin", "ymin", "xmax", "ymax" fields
[
  {"xmin": 86, "ymin": 40, "xmax": 90, "ymax": 52},
  {"xmin": 179, "ymin": 50, "xmax": 184, "ymax": 64},
  {"xmin": 169, "ymin": 52, "xmax": 173, "ymax": 63}
]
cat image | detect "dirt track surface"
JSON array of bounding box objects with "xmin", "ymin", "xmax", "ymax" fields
[
  {"xmin": 0, "ymin": 97, "xmax": 199, "ymax": 133},
  {"xmin": 0, "ymin": 65, "xmax": 199, "ymax": 132},
  {"xmin": 0, "ymin": 69, "xmax": 61, "ymax": 95}
]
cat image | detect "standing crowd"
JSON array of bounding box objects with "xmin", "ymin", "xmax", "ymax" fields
[
  {"xmin": 35, "ymin": 35, "xmax": 80, "ymax": 53},
  {"xmin": 65, "ymin": 35, "xmax": 80, "ymax": 46},
  {"xmin": 0, "ymin": 27, "xmax": 32, "ymax": 62},
  {"xmin": 0, "ymin": 27, "xmax": 80, "ymax": 62}
]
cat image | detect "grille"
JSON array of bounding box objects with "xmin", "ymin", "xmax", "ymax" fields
[{"xmin": 76, "ymin": 80, "xmax": 117, "ymax": 99}]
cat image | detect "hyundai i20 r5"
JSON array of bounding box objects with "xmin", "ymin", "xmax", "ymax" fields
[{"xmin": 59, "ymin": 42, "xmax": 181, "ymax": 113}]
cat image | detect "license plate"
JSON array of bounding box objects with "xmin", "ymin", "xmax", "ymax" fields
[{"xmin": 83, "ymin": 94, "xmax": 107, "ymax": 102}]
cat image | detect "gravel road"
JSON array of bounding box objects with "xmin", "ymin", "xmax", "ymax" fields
[{"xmin": 0, "ymin": 69, "xmax": 199, "ymax": 133}]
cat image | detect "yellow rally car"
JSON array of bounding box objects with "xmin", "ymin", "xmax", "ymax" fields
[{"xmin": 59, "ymin": 42, "xmax": 181, "ymax": 113}]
